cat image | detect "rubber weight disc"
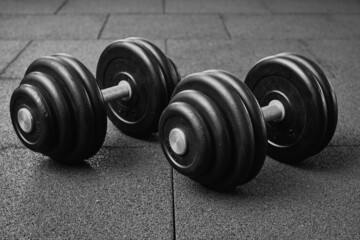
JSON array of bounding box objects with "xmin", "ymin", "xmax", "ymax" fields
[
  {"xmin": 96, "ymin": 39, "xmax": 170, "ymax": 137},
  {"xmin": 245, "ymin": 55, "xmax": 328, "ymax": 163},
  {"xmin": 205, "ymin": 70, "xmax": 267, "ymax": 184},
  {"xmin": 160, "ymin": 71, "xmax": 254, "ymax": 190},
  {"xmin": 10, "ymin": 55, "xmax": 106, "ymax": 164},
  {"xmin": 125, "ymin": 37, "xmax": 180, "ymax": 100},
  {"xmin": 275, "ymin": 53, "xmax": 338, "ymax": 154}
]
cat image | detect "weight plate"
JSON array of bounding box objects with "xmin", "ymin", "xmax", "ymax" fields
[
  {"xmin": 275, "ymin": 53, "xmax": 338, "ymax": 154},
  {"xmin": 10, "ymin": 79, "xmax": 56, "ymax": 154},
  {"xmin": 245, "ymin": 56, "xmax": 327, "ymax": 163},
  {"xmin": 205, "ymin": 70, "xmax": 267, "ymax": 185},
  {"xmin": 125, "ymin": 37, "xmax": 180, "ymax": 100},
  {"xmin": 96, "ymin": 40, "xmax": 167, "ymax": 137},
  {"xmin": 160, "ymin": 99, "xmax": 213, "ymax": 178},
  {"xmin": 161, "ymin": 88, "xmax": 231, "ymax": 185},
  {"xmin": 25, "ymin": 56, "xmax": 94, "ymax": 163},
  {"xmin": 164, "ymin": 71, "xmax": 254, "ymax": 190},
  {"xmin": 54, "ymin": 54, "xmax": 107, "ymax": 160}
]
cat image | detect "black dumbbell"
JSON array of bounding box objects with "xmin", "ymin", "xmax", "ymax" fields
[
  {"xmin": 159, "ymin": 53, "xmax": 338, "ymax": 190},
  {"xmin": 10, "ymin": 37, "xmax": 180, "ymax": 164}
]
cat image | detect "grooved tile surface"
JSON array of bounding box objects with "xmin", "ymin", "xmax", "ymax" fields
[
  {"xmin": 0, "ymin": 41, "xmax": 29, "ymax": 74},
  {"xmin": 101, "ymin": 15, "xmax": 228, "ymax": 40},
  {"xmin": 0, "ymin": 15, "xmax": 106, "ymax": 40},
  {"xmin": 0, "ymin": 147, "xmax": 172, "ymax": 239},
  {"xmin": 166, "ymin": 0, "xmax": 269, "ymax": 13},
  {"xmin": 173, "ymin": 147, "xmax": 360, "ymax": 239},
  {"xmin": 225, "ymin": 15, "xmax": 356, "ymax": 40},
  {"xmin": 60, "ymin": 0, "xmax": 162, "ymax": 13},
  {"xmin": 0, "ymin": 0, "xmax": 65, "ymax": 14}
]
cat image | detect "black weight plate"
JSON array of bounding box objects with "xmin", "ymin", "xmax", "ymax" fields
[
  {"xmin": 276, "ymin": 53, "xmax": 338, "ymax": 154},
  {"xmin": 167, "ymin": 57, "xmax": 181, "ymax": 90},
  {"xmin": 170, "ymin": 72, "xmax": 254, "ymax": 190},
  {"xmin": 54, "ymin": 54, "xmax": 107, "ymax": 160},
  {"xmin": 245, "ymin": 56, "xmax": 327, "ymax": 163},
  {"xmin": 10, "ymin": 81, "xmax": 55, "ymax": 154},
  {"xmin": 25, "ymin": 56, "xmax": 95, "ymax": 164},
  {"xmin": 274, "ymin": 54, "xmax": 328, "ymax": 157},
  {"xmin": 165, "ymin": 89, "xmax": 231, "ymax": 185},
  {"xmin": 125, "ymin": 37, "xmax": 180, "ymax": 100},
  {"xmin": 15, "ymin": 71, "xmax": 73, "ymax": 157},
  {"xmin": 205, "ymin": 70, "xmax": 267, "ymax": 185},
  {"xmin": 160, "ymin": 100, "xmax": 213, "ymax": 178},
  {"xmin": 96, "ymin": 40, "xmax": 166, "ymax": 137}
]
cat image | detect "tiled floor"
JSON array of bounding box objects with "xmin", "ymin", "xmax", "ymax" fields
[{"xmin": 0, "ymin": 0, "xmax": 359, "ymax": 239}]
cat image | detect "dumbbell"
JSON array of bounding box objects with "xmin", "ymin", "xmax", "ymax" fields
[
  {"xmin": 10, "ymin": 37, "xmax": 180, "ymax": 164},
  {"xmin": 159, "ymin": 53, "xmax": 338, "ymax": 190}
]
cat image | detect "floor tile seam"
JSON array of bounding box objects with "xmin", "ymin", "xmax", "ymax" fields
[
  {"xmin": 0, "ymin": 40, "xmax": 32, "ymax": 76},
  {"xmin": 258, "ymin": 0, "xmax": 272, "ymax": 14},
  {"xmin": 218, "ymin": 14, "xmax": 232, "ymax": 40},
  {"xmin": 54, "ymin": 0, "xmax": 69, "ymax": 15},
  {"xmin": 97, "ymin": 14, "xmax": 110, "ymax": 39}
]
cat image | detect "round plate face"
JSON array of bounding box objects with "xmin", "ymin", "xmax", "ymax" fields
[
  {"xmin": 245, "ymin": 56, "xmax": 328, "ymax": 163},
  {"xmin": 276, "ymin": 53, "xmax": 338, "ymax": 154},
  {"xmin": 96, "ymin": 40, "xmax": 167, "ymax": 137}
]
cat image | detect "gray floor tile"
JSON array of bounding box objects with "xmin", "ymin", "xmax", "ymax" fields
[
  {"xmin": 0, "ymin": 41, "xmax": 29, "ymax": 74},
  {"xmin": 0, "ymin": 0, "xmax": 65, "ymax": 14},
  {"xmin": 173, "ymin": 146, "xmax": 360, "ymax": 239},
  {"xmin": 101, "ymin": 14, "xmax": 228, "ymax": 40},
  {"xmin": 166, "ymin": 0, "xmax": 269, "ymax": 13},
  {"xmin": 0, "ymin": 15, "xmax": 106, "ymax": 40},
  {"xmin": 263, "ymin": 0, "xmax": 360, "ymax": 13},
  {"xmin": 0, "ymin": 146, "xmax": 172, "ymax": 239},
  {"xmin": 225, "ymin": 14, "xmax": 356, "ymax": 40},
  {"xmin": 60, "ymin": 0, "xmax": 162, "ymax": 14}
]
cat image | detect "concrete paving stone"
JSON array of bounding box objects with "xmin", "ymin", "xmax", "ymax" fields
[
  {"xmin": 173, "ymin": 146, "xmax": 360, "ymax": 239},
  {"xmin": 304, "ymin": 39, "xmax": 360, "ymax": 146},
  {"xmin": 0, "ymin": 40, "xmax": 29, "ymax": 74},
  {"xmin": 60, "ymin": 0, "xmax": 162, "ymax": 13},
  {"xmin": 0, "ymin": 15, "xmax": 106, "ymax": 40},
  {"xmin": 166, "ymin": 0, "xmax": 269, "ymax": 13},
  {"xmin": 101, "ymin": 14, "xmax": 228, "ymax": 40},
  {"xmin": 225, "ymin": 14, "xmax": 356, "ymax": 40},
  {"xmin": 0, "ymin": 0, "xmax": 65, "ymax": 14},
  {"xmin": 0, "ymin": 146, "xmax": 172, "ymax": 239},
  {"xmin": 263, "ymin": 0, "xmax": 360, "ymax": 13}
]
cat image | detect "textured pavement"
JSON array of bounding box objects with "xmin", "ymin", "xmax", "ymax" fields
[{"xmin": 1, "ymin": 0, "xmax": 360, "ymax": 239}]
